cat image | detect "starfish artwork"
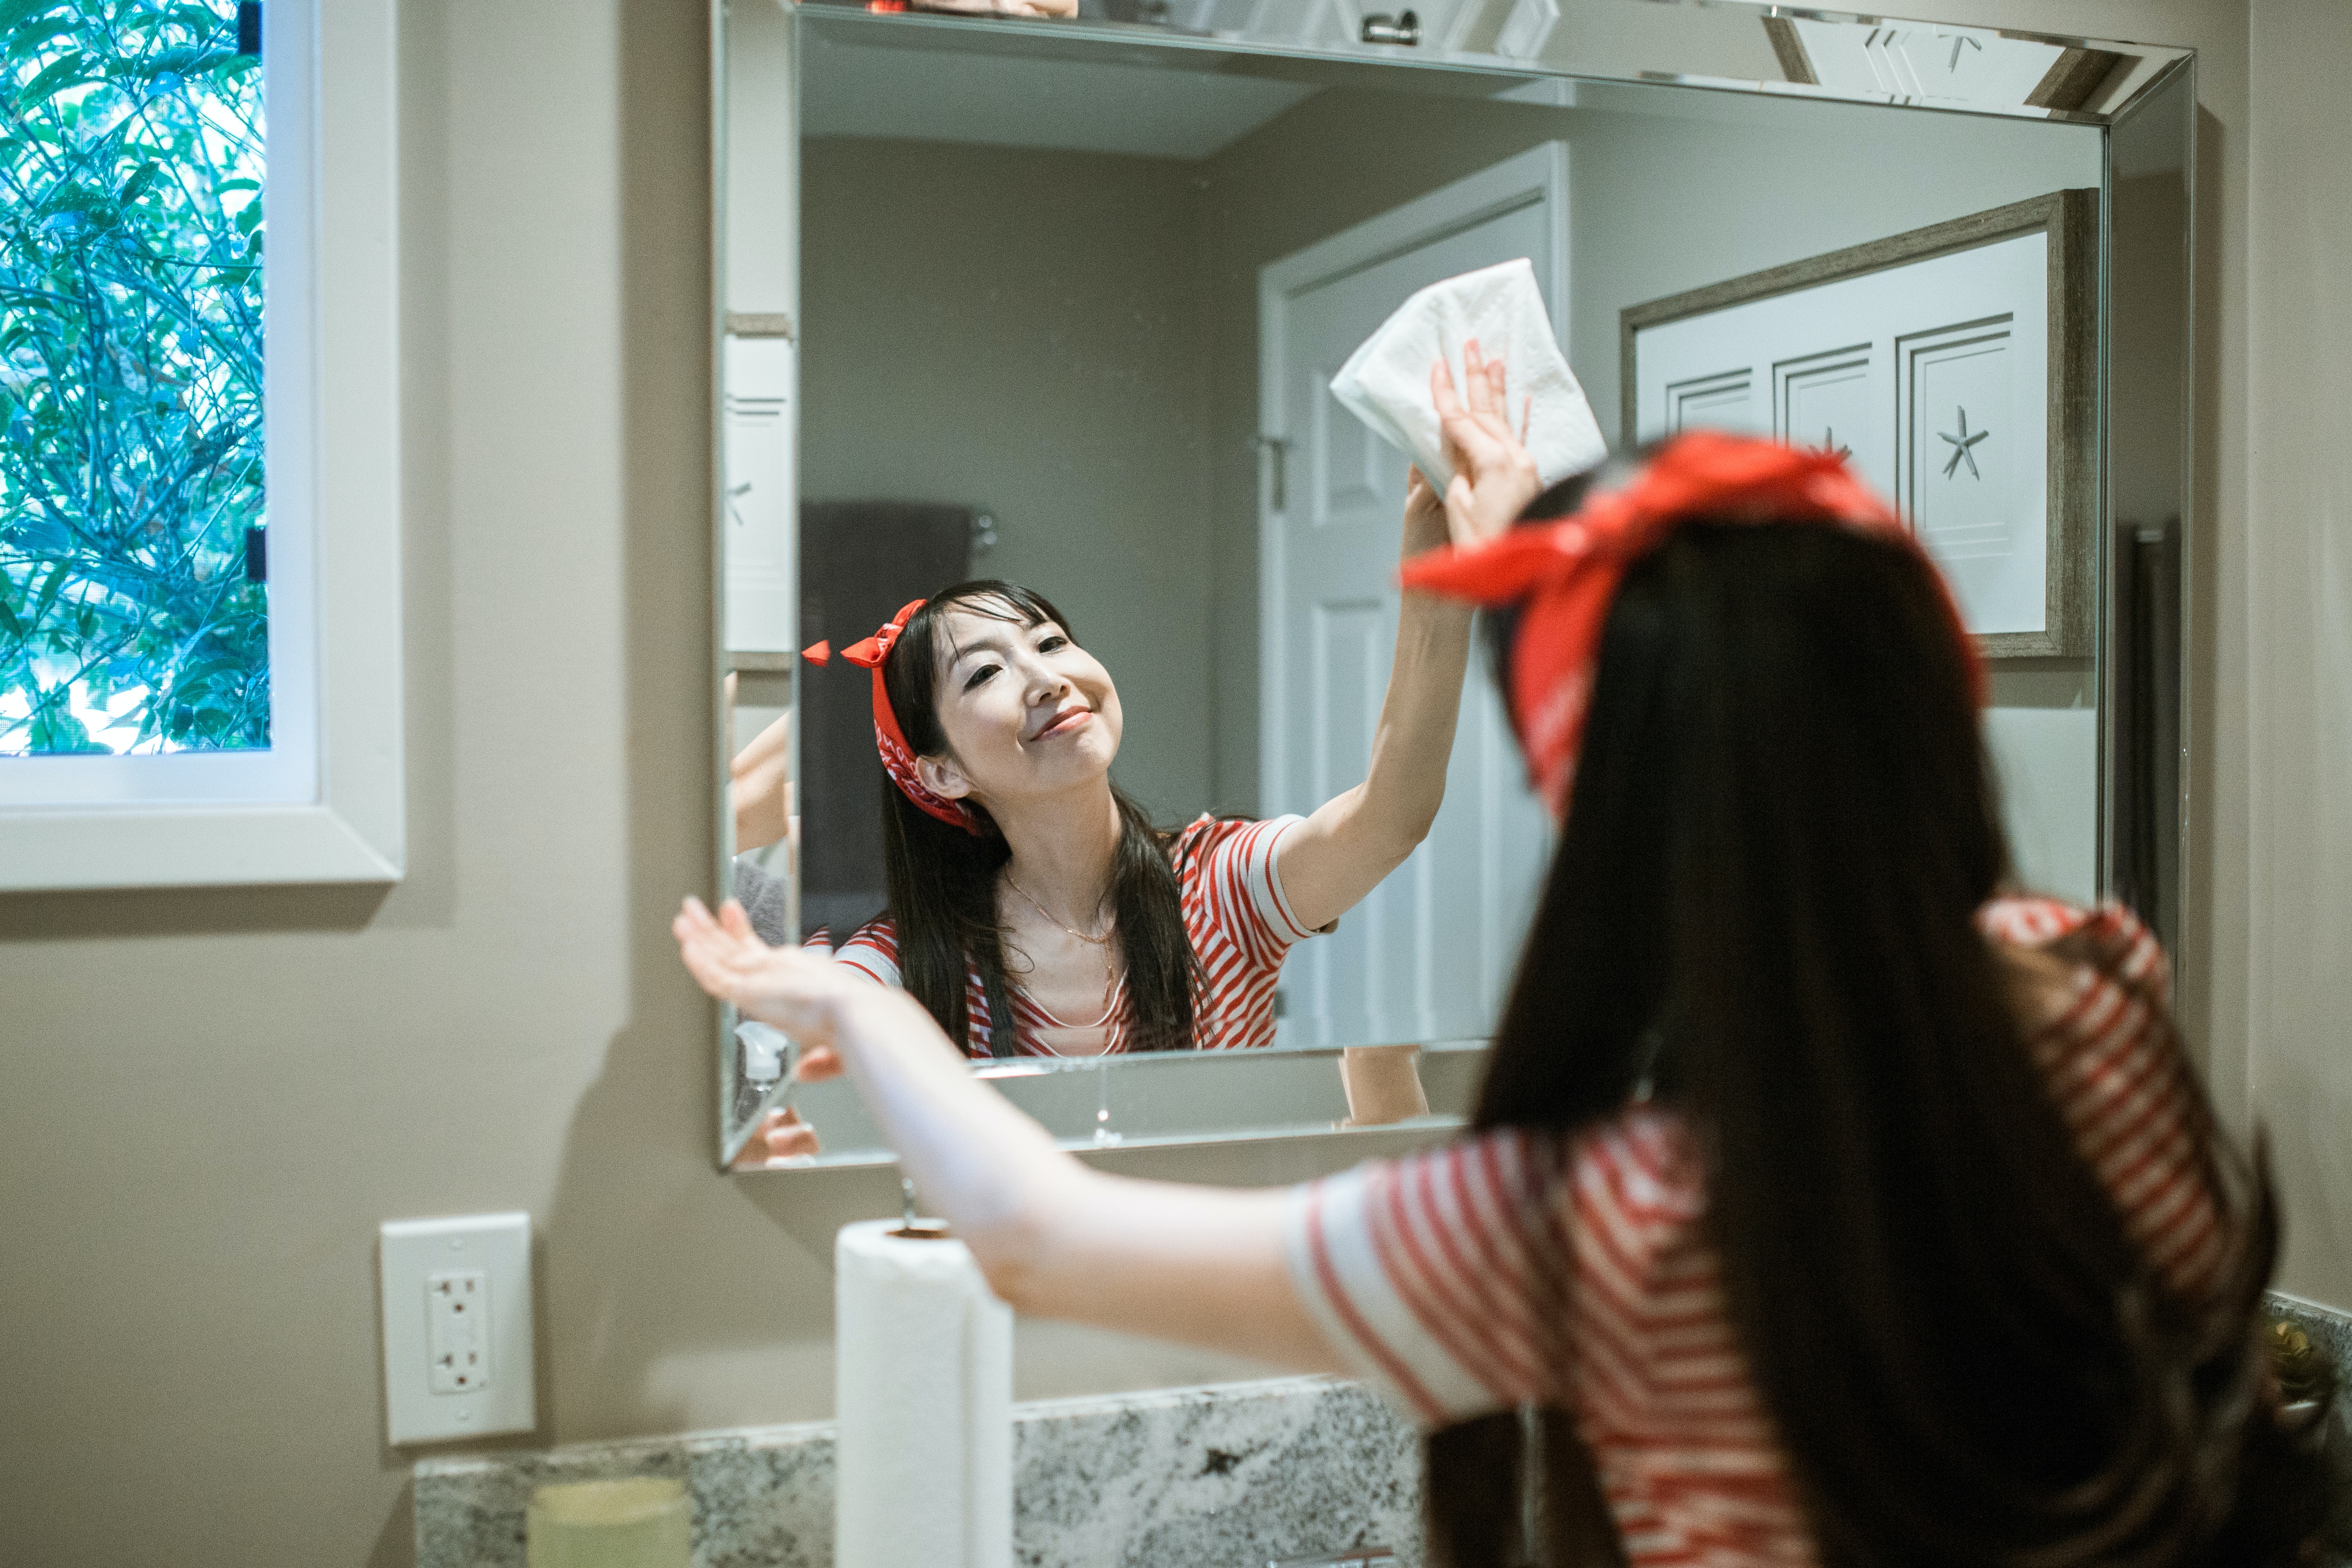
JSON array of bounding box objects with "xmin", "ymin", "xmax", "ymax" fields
[
  {"xmin": 1940, "ymin": 407, "xmax": 1989, "ymax": 479},
  {"xmin": 1817, "ymin": 427, "xmax": 1853, "ymax": 460}
]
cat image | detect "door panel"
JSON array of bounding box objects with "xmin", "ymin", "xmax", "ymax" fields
[{"xmin": 1265, "ymin": 171, "xmax": 1557, "ymax": 1048}]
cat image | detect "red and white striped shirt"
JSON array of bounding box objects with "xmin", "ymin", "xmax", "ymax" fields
[
  {"xmin": 1285, "ymin": 898, "xmax": 2225, "ymax": 1568},
  {"xmin": 828, "ymin": 815, "xmax": 1320, "ymax": 1057}
]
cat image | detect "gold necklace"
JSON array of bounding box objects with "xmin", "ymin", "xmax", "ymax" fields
[
  {"xmin": 1002, "ymin": 872, "xmax": 1114, "ymax": 946},
  {"xmin": 1028, "ymin": 968, "xmax": 1126, "ymax": 1033}
]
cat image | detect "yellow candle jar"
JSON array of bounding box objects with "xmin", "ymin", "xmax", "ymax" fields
[{"xmin": 526, "ymin": 1476, "xmax": 692, "ymax": 1568}]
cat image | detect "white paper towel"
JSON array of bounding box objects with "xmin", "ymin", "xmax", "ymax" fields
[
  {"xmin": 835, "ymin": 1220, "xmax": 1014, "ymax": 1568},
  {"xmin": 1328, "ymin": 256, "xmax": 1607, "ymax": 493}
]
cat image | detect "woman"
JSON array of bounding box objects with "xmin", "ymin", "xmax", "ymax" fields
[
  {"xmin": 680, "ymin": 422, "xmax": 2327, "ymax": 1564},
  {"xmin": 772, "ymin": 349, "xmax": 1535, "ymax": 1078},
  {"xmin": 733, "ymin": 345, "xmax": 1539, "ymax": 1165}
]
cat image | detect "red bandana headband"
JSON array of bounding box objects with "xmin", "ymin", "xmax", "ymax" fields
[
  {"xmin": 1397, "ymin": 430, "xmax": 1982, "ymax": 816},
  {"xmin": 804, "ymin": 598, "xmax": 982, "ymax": 835}
]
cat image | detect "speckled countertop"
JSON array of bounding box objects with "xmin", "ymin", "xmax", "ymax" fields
[
  {"xmin": 413, "ymin": 1375, "xmax": 1422, "ymax": 1568},
  {"xmin": 419, "ymin": 1295, "xmax": 2352, "ymax": 1568}
]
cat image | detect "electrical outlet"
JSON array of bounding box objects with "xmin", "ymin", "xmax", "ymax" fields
[
  {"xmin": 425, "ymin": 1270, "xmax": 488, "ymax": 1393},
  {"xmin": 380, "ymin": 1214, "xmax": 534, "ymax": 1445}
]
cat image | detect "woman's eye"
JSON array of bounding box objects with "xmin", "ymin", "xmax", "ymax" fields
[
  {"xmin": 962, "ymin": 664, "xmax": 999, "ymax": 692},
  {"xmin": 1038, "ymin": 635, "xmax": 1068, "ymax": 654}
]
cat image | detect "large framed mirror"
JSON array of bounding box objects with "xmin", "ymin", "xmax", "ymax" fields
[{"xmin": 713, "ymin": 0, "xmax": 2193, "ymax": 1169}]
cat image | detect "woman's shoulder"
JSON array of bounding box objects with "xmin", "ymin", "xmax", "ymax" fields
[
  {"xmin": 1979, "ymin": 896, "xmax": 2171, "ymax": 1030},
  {"xmin": 1981, "ymin": 899, "xmax": 2225, "ymax": 1297},
  {"xmin": 1979, "ymin": 894, "xmax": 2161, "ymax": 963},
  {"xmin": 1394, "ymin": 1110, "xmax": 1708, "ymax": 1230},
  {"xmin": 834, "ymin": 913, "xmax": 898, "ymax": 950},
  {"xmin": 832, "ymin": 916, "xmax": 903, "ymax": 986},
  {"xmin": 1172, "ymin": 812, "xmax": 1254, "ymax": 850},
  {"xmin": 1171, "ymin": 813, "xmax": 1323, "ymax": 951},
  {"xmin": 1170, "ymin": 812, "xmax": 1310, "ymax": 870}
]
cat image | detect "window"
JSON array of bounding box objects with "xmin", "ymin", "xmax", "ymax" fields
[
  {"xmin": 0, "ymin": 0, "xmax": 401, "ymax": 890},
  {"xmin": 2, "ymin": 0, "xmax": 269, "ymax": 759}
]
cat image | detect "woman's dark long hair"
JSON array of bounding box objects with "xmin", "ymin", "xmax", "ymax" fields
[
  {"xmin": 1427, "ymin": 495, "xmax": 2328, "ymax": 1566},
  {"xmin": 876, "ymin": 581, "xmax": 1200, "ymax": 1055}
]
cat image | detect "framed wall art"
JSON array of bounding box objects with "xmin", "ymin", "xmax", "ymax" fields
[{"xmin": 1623, "ymin": 189, "xmax": 2099, "ymax": 658}]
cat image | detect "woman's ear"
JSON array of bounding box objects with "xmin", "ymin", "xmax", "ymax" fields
[{"xmin": 915, "ymin": 752, "xmax": 973, "ymax": 802}]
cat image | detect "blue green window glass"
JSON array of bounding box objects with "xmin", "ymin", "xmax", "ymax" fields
[{"xmin": 0, "ymin": 0, "xmax": 266, "ymax": 755}]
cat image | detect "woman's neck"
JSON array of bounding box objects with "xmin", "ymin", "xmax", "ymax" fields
[{"xmin": 989, "ymin": 779, "xmax": 1123, "ymax": 930}]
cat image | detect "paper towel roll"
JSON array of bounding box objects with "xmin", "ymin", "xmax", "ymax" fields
[{"xmin": 835, "ymin": 1219, "xmax": 1014, "ymax": 1568}]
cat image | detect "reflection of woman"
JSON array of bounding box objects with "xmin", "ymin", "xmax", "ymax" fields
[
  {"xmin": 681, "ymin": 432, "xmax": 2324, "ymax": 1565},
  {"xmin": 810, "ymin": 345, "xmax": 1537, "ymax": 1069}
]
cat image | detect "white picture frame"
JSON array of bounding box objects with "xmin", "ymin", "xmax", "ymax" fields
[{"xmin": 1623, "ymin": 190, "xmax": 2099, "ymax": 660}]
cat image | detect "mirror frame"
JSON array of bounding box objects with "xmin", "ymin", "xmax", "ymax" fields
[{"xmin": 710, "ymin": 0, "xmax": 2197, "ymax": 1170}]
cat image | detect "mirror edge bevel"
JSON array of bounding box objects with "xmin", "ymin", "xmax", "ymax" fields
[
  {"xmin": 713, "ymin": 0, "xmax": 743, "ymax": 1171},
  {"xmin": 787, "ymin": 0, "xmax": 2190, "ymax": 127},
  {"xmin": 2099, "ymin": 56, "xmax": 2197, "ymax": 989}
]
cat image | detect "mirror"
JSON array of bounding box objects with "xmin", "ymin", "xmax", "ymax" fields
[{"xmin": 714, "ymin": 0, "xmax": 2193, "ymax": 1168}]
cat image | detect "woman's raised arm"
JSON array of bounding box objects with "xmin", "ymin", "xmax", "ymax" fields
[
  {"xmin": 1275, "ymin": 342, "xmax": 1545, "ymax": 932},
  {"xmin": 675, "ymin": 896, "xmax": 1345, "ymax": 1371}
]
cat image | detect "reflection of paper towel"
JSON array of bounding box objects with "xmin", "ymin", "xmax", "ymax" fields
[
  {"xmin": 1329, "ymin": 257, "xmax": 1607, "ymax": 493},
  {"xmin": 835, "ymin": 1220, "xmax": 1013, "ymax": 1568}
]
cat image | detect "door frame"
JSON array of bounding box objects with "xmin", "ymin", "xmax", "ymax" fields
[{"xmin": 1255, "ymin": 141, "xmax": 1569, "ymax": 816}]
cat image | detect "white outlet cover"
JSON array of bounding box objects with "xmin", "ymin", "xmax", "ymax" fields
[{"xmin": 379, "ymin": 1213, "xmax": 536, "ymax": 1445}]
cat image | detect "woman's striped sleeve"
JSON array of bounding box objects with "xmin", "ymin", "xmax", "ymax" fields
[
  {"xmin": 1985, "ymin": 898, "xmax": 2227, "ymax": 1300},
  {"xmin": 1189, "ymin": 816, "xmax": 1321, "ymax": 961},
  {"xmin": 831, "ymin": 920, "xmax": 902, "ymax": 989},
  {"xmin": 1283, "ymin": 1132, "xmax": 1552, "ymax": 1427}
]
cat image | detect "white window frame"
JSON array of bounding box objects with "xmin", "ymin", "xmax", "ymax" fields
[{"xmin": 0, "ymin": 0, "xmax": 402, "ymax": 890}]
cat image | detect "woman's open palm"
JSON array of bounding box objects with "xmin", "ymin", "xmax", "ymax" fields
[
  {"xmin": 674, "ymin": 897, "xmax": 851, "ymax": 1081},
  {"xmin": 1431, "ymin": 338, "xmax": 1543, "ymax": 548}
]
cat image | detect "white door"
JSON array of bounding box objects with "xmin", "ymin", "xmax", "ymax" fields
[
  {"xmin": 1260, "ymin": 146, "xmax": 1565, "ymax": 1050},
  {"xmin": 722, "ymin": 332, "xmax": 797, "ymax": 653}
]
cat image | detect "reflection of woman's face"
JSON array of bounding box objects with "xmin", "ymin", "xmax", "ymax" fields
[{"xmin": 923, "ymin": 604, "xmax": 1122, "ymax": 812}]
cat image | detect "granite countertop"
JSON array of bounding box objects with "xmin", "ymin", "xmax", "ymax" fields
[
  {"xmin": 414, "ymin": 1375, "xmax": 1423, "ymax": 1568},
  {"xmin": 421, "ymin": 1294, "xmax": 2352, "ymax": 1568}
]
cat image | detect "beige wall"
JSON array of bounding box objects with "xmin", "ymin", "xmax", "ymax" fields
[
  {"xmin": 0, "ymin": 4, "xmax": 1293, "ymax": 1565},
  {"xmin": 2244, "ymin": 0, "xmax": 2352, "ymax": 1305},
  {"xmin": 797, "ymin": 137, "xmax": 1218, "ymax": 823},
  {"xmin": 7, "ymin": 2, "xmax": 2346, "ymax": 1566}
]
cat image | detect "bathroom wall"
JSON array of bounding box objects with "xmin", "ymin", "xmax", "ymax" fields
[
  {"xmin": 0, "ymin": 2, "xmax": 1306, "ymax": 1565},
  {"xmin": 2242, "ymin": 0, "xmax": 2352, "ymax": 1307},
  {"xmin": 797, "ymin": 137, "xmax": 1217, "ymax": 823},
  {"xmin": 0, "ymin": 3, "xmax": 2335, "ymax": 1567},
  {"xmin": 1198, "ymin": 83, "xmax": 2101, "ymax": 817}
]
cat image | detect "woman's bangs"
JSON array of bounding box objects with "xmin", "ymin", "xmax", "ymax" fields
[{"xmin": 925, "ymin": 582, "xmax": 1073, "ymax": 674}]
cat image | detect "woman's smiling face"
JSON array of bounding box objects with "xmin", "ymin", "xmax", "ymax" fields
[{"xmin": 914, "ymin": 598, "xmax": 1123, "ymax": 812}]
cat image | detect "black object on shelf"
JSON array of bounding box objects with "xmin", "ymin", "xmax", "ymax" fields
[{"xmin": 797, "ymin": 500, "xmax": 975, "ymax": 938}]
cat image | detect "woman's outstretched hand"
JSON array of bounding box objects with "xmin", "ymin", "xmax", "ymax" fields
[
  {"xmin": 1431, "ymin": 338, "xmax": 1543, "ymax": 549},
  {"xmin": 732, "ymin": 1105, "xmax": 821, "ymax": 1168},
  {"xmin": 673, "ymin": 896, "xmax": 880, "ymax": 1082},
  {"xmin": 679, "ymin": 908, "xmax": 1335, "ymax": 1379},
  {"xmin": 1400, "ymin": 463, "xmax": 1449, "ymax": 561}
]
